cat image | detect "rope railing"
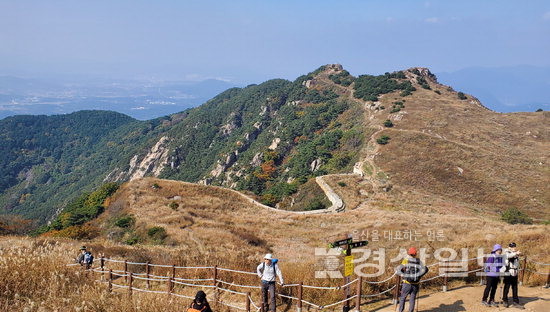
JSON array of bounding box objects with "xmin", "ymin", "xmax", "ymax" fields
[
  {"xmin": 364, "ymin": 272, "xmax": 396, "ymax": 284},
  {"xmin": 70, "ymin": 254, "xmax": 550, "ymax": 312},
  {"xmin": 525, "ymin": 269, "xmax": 550, "ymax": 275},
  {"xmin": 361, "ymin": 285, "xmax": 397, "ymax": 298},
  {"xmin": 530, "ymin": 260, "xmax": 550, "ymax": 266}
]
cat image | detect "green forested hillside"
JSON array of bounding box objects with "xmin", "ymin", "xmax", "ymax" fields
[
  {"xmin": 1, "ymin": 65, "xmax": 424, "ymax": 226},
  {"xmin": 0, "ymin": 111, "xmax": 160, "ymax": 223}
]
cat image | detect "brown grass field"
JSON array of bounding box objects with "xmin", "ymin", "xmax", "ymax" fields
[{"xmin": 1, "ymin": 176, "xmax": 549, "ymax": 311}]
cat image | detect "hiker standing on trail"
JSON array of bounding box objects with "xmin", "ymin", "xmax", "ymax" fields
[
  {"xmin": 76, "ymin": 246, "xmax": 87, "ymax": 265},
  {"xmin": 502, "ymin": 242, "xmax": 523, "ymax": 309},
  {"xmin": 187, "ymin": 290, "xmax": 212, "ymax": 312},
  {"xmin": 76, "ymin": 246, "xmax": 94, "ymax": 269},
  {"xmin": 257, "ymin": 253, "xmax": 284, "ymax": 312},
  {"xmin": 481, "ymin": 244, "xmax": 504, "ymax": 307},
  {"xmin": 397, "ymin": 247, "xmax": 428, "ymax": 312}
]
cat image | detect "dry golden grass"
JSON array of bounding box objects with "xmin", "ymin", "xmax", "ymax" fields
[
  {"xmin": 93, "ymin": 177, "xmax": 549, "ymax": 291},
  {"xmin": 371, "ymin": 80, "xmax": 549, "ymax": 218},
  {"xmin": 2, "ymin": 176, "xmax": 549, "ymax": 310}
]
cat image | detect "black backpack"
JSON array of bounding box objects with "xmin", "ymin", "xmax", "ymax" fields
[{"xmin": 403, "ymin": 257, "xmax": 428, "ymax": 283}]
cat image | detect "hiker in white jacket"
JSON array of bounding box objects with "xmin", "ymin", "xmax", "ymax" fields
[
  {"xmin": 257, "ymin": 254, "xmax": 284, "ymax": 312},
  {"xmin": 501, "ymin": 242, "xmax": 523, "ymax": 308}
]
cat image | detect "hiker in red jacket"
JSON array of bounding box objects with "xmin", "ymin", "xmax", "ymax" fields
[{"xmin": 396, "ymin": 247, "xmax": 428, "ymax": 312}]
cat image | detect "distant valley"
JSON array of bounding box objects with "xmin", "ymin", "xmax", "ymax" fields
[{"xmin": 0, "ymin": 76, "xmax": 236, "ymax": 120}]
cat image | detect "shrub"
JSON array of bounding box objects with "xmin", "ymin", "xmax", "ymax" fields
[
  {"xmin": 354, "ymin": 74, "xmax": 415, "ymax": 102},
  {"xmin": 376, "ymin": 136, "xmax": 391, "ymax": 145},
  {"xmin": 501, "ymin": 207, "xmax": 533, "ymax": 224},
  {"xmin": 457, "ymin": 92, "xmax": 467, "ymax": 100},
  {"xmin": 304, "ymin": 199, "xmax": 327, "ymax": 211},
  {"xmin": 337, "ymin": 182, "xmax": 347, "ymax": 187},
  {"xmin": 152, "ymin": 183, "xmax": 161, "ymax": 189},
  {"xmin": 383, "ymin": 120, "xmax": 394, "ymax": 127},
  {"xmin": 125, "ymin": 234, "xmax": 141, "ymax": 245},
  {"xmin": 536, "ymin": 108, "xmax": 543, "ymax": 112},
  {"xmin": 390, "ymin": 107, "xmax": 401, "ymax": 113},
  {"xmin": 114, "ymin": 215, "xmax": 134, "ymax": 228},
  {"xmin": 400, "ymin": 90, "xmax": 412, "ymax": 97},
  {"xmin": 147, "ymin": 226, "xmax": 168, "ymax": 242},
  {"xmin": 169, "ymin": 201, "xmax": 179, "ymax": 210}
]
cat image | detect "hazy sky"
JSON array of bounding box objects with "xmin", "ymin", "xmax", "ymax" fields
[{"xmin": 2, "ymin": 0, "xmax": 550, "ymax": 84}]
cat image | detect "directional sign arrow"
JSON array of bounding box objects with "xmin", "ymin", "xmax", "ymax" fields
[{"xmin": 328, "ymin": 238, "xmax": 353, "ymax": 248}]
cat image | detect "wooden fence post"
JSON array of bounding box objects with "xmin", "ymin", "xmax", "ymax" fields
[
  {"xmin": 356, "ymin": 275, "xmax": 362, "ymax": 312},
  {"xmin": 172, "ymin": 264, "xmax": 176, "ymax": 280},
  {"xmin": 108, "ymin": 269, "xmax": 113, "ymax": 293},
  {"xmin": 261, "ymin": 283, "xmax": 266, "ymax": 312},
  {"xmin": 145, "ymin": 261, "xmax": 151, "ymax": 289},
  {"xmin": 213, "ymin": 265, "xmax": 218, "ymax": 302},
  {"xmin": 520, "ymin": 256, "xmax": 527, "ymax": 285},
  {"xmin": 128, "ymin": 273, "xmax": 133, "ymax": 297},
  {"xmin": 442, "ymin": 260, "xmax": 448, "ymax": 292},
  {"xmin": 124, "ymin": 260, "xmax": 128, "ymax": 283},
  {"xmin": 100, "ymin": 256, "xmax": 105, "ymax": 281},
  {"xmin": 167, "ymin": 275, "xmax": 173, "ymax": 294},
  {"xmin": 392, "ymin": 274, "xmax": 401, "ymax": 305},
  {"xmin": 246, "ymin": 291, "xmax": 251, "ymax": 312},
  {"xmin": 297, "ymin": 282, "xmax": 303, "ymax": 312}
]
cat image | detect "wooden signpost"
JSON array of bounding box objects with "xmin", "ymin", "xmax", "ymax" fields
[{"xmin": 329, "ymin": 236, "xmax": 368, "ymax": 312}]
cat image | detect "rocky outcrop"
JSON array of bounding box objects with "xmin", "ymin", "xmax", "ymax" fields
[{"xmin": 105, "ymin": 136, "xmax": 171, "ymax": 182}]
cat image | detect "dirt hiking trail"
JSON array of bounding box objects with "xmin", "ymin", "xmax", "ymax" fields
[{"xmin": 373, "ymin": 285, "xmax": 549, "ymax": 312}]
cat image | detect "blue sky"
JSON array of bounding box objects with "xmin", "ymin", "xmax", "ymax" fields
[{"xmin": 1, "ymin": 0, "xmax": 550, "ymax": 84}]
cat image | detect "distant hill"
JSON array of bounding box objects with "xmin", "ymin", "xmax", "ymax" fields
[
  {"xmin": 437, "ymin": 65, "xmax": 550, "ymax": 113},
  {"xmin": 1, "ymin": 65, "xmax": 548, "ymax": 226}
]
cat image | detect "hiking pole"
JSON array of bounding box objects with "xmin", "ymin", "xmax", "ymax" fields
[{"xmin": 416, "ymin": 287, "xmax": 419, "ymax": 312}]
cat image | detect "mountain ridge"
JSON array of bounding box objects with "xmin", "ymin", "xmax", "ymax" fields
[{"xmin": 1, "ymin": 64, "xmax": 547, "ymax": 226}]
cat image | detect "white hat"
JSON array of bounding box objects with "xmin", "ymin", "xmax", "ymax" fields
[{"xmin": 264, "ymin": 253, "xmax": 273, "ymax": 260}]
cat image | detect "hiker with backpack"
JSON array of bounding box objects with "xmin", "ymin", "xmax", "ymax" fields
[
  {"xmin": 257, "ymin": 253, "xmax": 284, "ymax": 312},
  {"xmin": 396, "ymin": 247, "xmax": 428, "ymax": 312},
  {"xmin": 76, "ymin": 246, "xmax": 94, "ymax": 270},
  {"xmin": 76, "ymin": 246, "xmax": 87, "ymax": 265},
  {"xmin": 481, "ymin": 244, "xmax": 504, "ymax": 307},
  {"xmin": 502, "ymin": 242, "xmax": 523, "ymax": 309},
  {"xmin": 187, "ymin": 290, "xmax": 212, "ymax": 312}
]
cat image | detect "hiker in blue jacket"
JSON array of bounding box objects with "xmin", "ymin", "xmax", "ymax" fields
[
  {"xmin": 482, "ymin": 244, "xmax": 504, "ymax": 307},
  {"xmin": 257, "ymin": 253, "xmax": 284, "ymax": 312}
]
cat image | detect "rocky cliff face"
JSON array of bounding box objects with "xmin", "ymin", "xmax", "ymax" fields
[{"xmin": 105, "ymin": 136, "xmax": 171, "ymax": 182}]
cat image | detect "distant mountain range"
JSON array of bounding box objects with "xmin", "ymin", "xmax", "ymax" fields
[
  {"xmin": 1, "ymin": 65, "xmax": 548, "ymax": 227},
  {"xmin": 0, "ymin": 77, "xmax": 237, "ymax": 120},
  {"xmin": 1, "ymin": 66, "xmax": 549, "ymax": 121},
  {"xmin": 437, "ymin": 65, "xmax": 550, "ymax": 113}
]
